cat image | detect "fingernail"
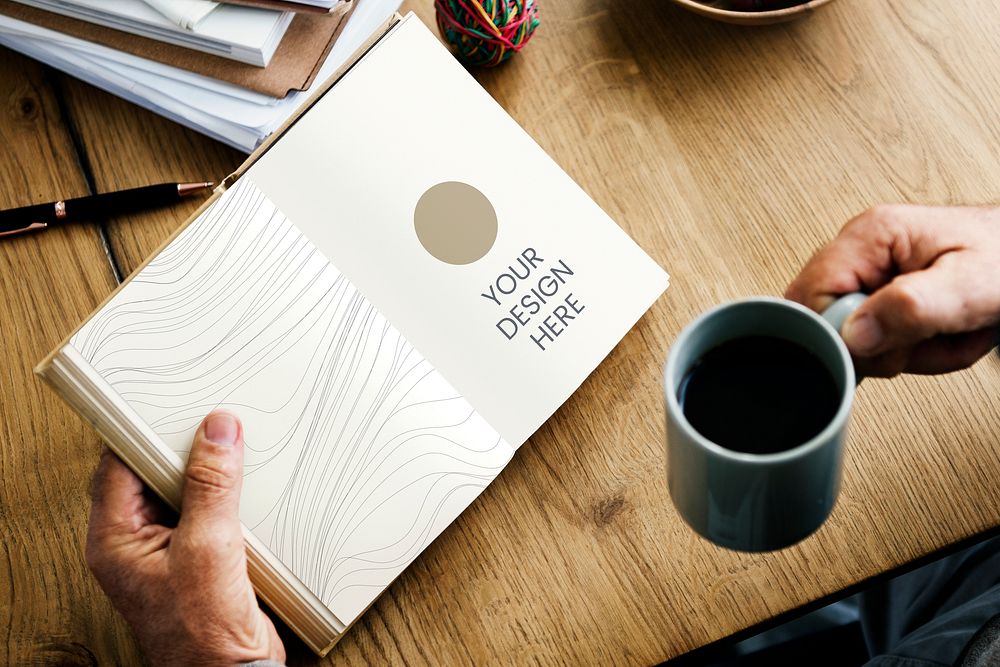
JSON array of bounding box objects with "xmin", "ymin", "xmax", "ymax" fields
[
  {"xmin": 843, "ymin": 314, "xmax": 884, "ymax": 354},
  {"xmin": 204, "ymin": 411, "xmax": 239, "ymax": 446}
]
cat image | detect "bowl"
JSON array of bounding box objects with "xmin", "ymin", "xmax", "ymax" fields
[{"xmin": 668, "ymin": 0, "xmax": 836, "ymax": 25}]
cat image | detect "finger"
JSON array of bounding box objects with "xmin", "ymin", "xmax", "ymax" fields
[
  {"xmin": 852, "ymin": 347, "xmax": 913, "ymax": 379},
  {"xmin": 785, "ymin": 218, "xmax": 892, "ymax": 312},
  {"xmin": 89, "ymin": 448, "xmax": 148, "ymax": 534},
  {"xmin": 854, "ymin": 329, "xmax": 999, "ymax": 378},
  {"xmin": 904, "ymin": 327, "xmax": 1000, "ymax": 375},
  {"xmin": 177, "ymin": 410, "xmax": 245, "ymax": 534},
  {"xmin": 785, "ymin": 205, "xmax": 964, "ymax": 313},
  {"xmin": 841, "ymin": 262, "xmax": 995, "ymax": 357}
]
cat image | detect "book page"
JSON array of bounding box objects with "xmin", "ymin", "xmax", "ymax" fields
[
  {"xmin": 71, "ymin": 177, "xmax": 515, "ymax": 624},
  {"xmin": 247, "ymin": 15, "xmax": 670, "ymax": 447}
]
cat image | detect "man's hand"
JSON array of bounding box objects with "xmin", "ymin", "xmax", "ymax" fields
[
  {"xmin": 86, "ymin": 411, "xmax": 285, "ymax": 666},
  {"xmin": 786, "ymin": 205, "xmax": 1000, "ymax": 377}
]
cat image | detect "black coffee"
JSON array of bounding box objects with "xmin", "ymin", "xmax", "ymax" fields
[{"xmin": 678, "ymin": 335, "xmax": 840, "ymax": 455}]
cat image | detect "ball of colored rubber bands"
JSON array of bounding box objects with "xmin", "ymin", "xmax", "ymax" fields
[{"xmin": 435, "ymin": 0, "xmax": 540, "ymax": 67}]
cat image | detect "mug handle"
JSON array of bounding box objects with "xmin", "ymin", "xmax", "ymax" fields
[{"xmin": 820, "ymin": 292, "xmax": 868, "ymax": 335}]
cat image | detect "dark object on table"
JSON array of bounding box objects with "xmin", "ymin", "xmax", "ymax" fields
[{"xmin": 0, "ymin": 182, "xmax": 214, "ymax": 239}]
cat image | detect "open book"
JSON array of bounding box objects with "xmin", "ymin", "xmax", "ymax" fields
[{"xmin": 37, "ymin": 13, "xmax": 669, "ymax": 655}]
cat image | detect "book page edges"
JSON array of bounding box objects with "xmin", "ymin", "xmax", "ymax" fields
[{"xmin": 38, "ymin": 345, "xmax": 347, "ymax": 654}]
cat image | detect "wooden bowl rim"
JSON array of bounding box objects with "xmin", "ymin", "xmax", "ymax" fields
[{"xmin": 669, "ymin": 0, "xmax": 835, "ymax": 20}]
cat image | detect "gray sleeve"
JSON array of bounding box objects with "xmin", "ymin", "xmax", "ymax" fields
[{"xmin": 860, "ymin": 535, "xmax": 1000, "ymax": 666}]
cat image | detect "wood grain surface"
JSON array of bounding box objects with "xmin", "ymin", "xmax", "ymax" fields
[
  {"xmin": 3, "ymin": 0, "xmax": 1000, "ymax": 664},
  {"xmin": 0, "ymin": 54, "xmax": 138, "ymax": 665}
]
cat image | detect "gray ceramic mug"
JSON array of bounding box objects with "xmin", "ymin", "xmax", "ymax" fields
[{"xmin": 664, "ymin": 294, "xmax": 866, "ymax": 552}]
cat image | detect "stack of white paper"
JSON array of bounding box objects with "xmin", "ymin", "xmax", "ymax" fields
[
  {"xmin": 13, "ymin": 0, "xmax": 293, "ymax": 66},
  {"xmin": 0, "ymin": 0, "xmax": 402, "ymax": 152}
]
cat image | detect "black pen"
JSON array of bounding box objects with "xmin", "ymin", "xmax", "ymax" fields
[{"xmin": 0, "ymin": 181, "xmax": 214, "ymax": 239}]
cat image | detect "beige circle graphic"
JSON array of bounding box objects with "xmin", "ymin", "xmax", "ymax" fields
[{"xmin": 414, "ymin": 181, "xmax": 498, "ymax": 265}]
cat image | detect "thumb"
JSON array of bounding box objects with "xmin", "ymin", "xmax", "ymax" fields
[
  {"xmin": 841, "ymin": 269, "xmax": 963, "ymax": 357},
  {"xmin": 178, "ymin": 410, "xmax": 244, "ymax": 532}
]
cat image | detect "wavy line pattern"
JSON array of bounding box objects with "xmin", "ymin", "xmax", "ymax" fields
[{"xmin": 72, "ymin": 177, "xmax": 514, "ymax": 623}]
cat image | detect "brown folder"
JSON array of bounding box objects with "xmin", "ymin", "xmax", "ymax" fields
[
  {"xmin": 220, "ymin": 0, "xmax": 341, "ymax": 12},
  {"xmin": 0, "ymin": 0, "xmax": 354, "ymax": 98}
]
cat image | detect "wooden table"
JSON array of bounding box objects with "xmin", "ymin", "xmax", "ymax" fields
[{"xmin": 2, "ymin": 0, "xmax": 1000, "ymax": 664}]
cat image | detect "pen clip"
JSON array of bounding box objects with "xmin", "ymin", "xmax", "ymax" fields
[{"xmin": 0, "ymin": 222, "xmax": 48, "ymax": 238}]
